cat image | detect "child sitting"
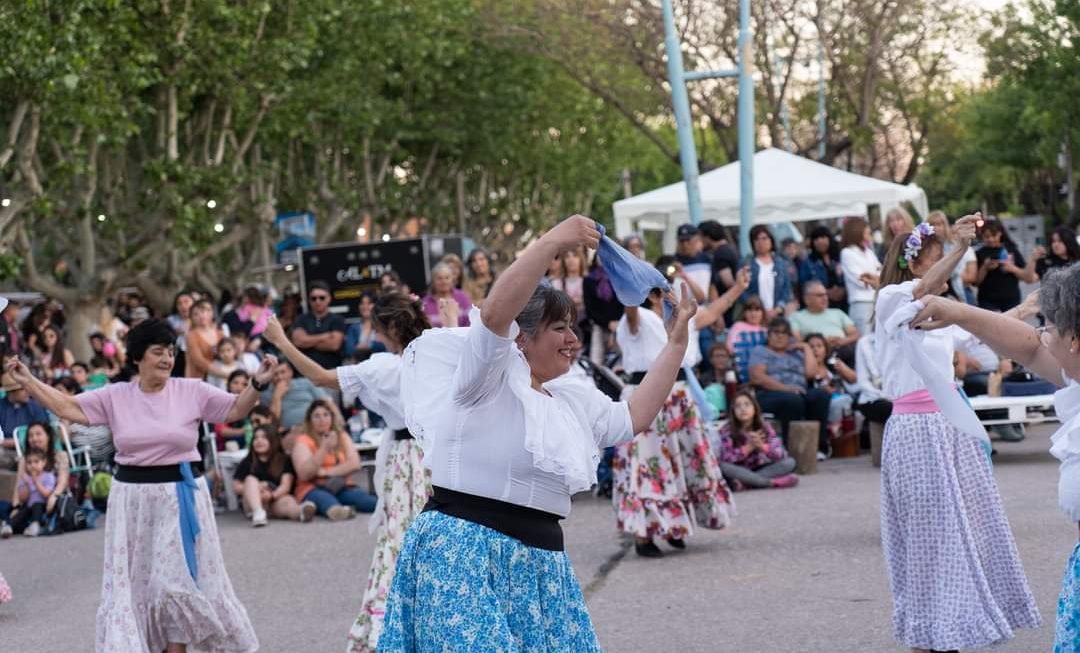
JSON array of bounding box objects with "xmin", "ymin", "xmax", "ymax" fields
[
  {"xmin": 11, "ymin": 449, "xmax": 56, "ymax": 536},
  {"xmin": 717, "ymin": 390, "xmax": 799, "ymax": 491},
  {"xmin": 232, "ymin": 425, "xmax": 313, "ymax": 526}
]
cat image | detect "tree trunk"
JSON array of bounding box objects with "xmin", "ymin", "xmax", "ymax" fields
[{"xmin": 66, "ymin": 299, "xmax": 104, "ymax": 363}]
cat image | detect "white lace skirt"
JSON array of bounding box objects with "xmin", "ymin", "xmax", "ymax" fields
[{"xmin": 96, "ymin": 477, "xmax": 258, "ymax": 653}]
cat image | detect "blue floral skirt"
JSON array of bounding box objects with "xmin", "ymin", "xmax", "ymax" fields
[
  {"xmin": 1057, "ymin": 540, "xmax": 1080, "ymax": 652},
  {"xmin": 377, "ymin": 510, "xmax": 602, "ymax": 653}
]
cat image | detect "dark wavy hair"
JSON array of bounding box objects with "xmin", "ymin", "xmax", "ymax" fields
[
  {"xmin": 124, "ymin": 318, "xmax": 177, "ymax": 364},
  {"xmin": 1050, "ymin": 227, "xmax": 1080, "ymax": 263},
  {"xmin": 515, "ymin": 285, "xmax": 577, "ymax": 341},
  {"xmin": 24, "ymin": 421, "xmax": 58, "ymax": 472},
  {"xmin": 373, "ymin": 292, "xmax": 431, "ymax": 349},
  {"xmin": 808, "ymin": 225, "xmax": 839, "ymax": 261},
  {"xmin": 245, "ymin": 424, "xmax": 289, "ymax": 481}
]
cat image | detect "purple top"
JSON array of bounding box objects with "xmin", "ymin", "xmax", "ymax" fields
[
  {"xmin": 19, "ymin": 471, "xmax": 56, "ymax": 505},
  {"xmin": 717, "ymin": 421, "xmax": 787, "ymax": 470},
  {"xmin": 422, "ymin": 288, "xmax": 472, "ymax": 327},
  {"xmin": 77, "ymin": 378, "xmax": 236, "ymax": 466}
]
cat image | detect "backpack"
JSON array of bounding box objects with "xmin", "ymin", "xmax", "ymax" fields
[{"xmin": 48, "ymin": 491, "xmax": 87, "ymax": 534}]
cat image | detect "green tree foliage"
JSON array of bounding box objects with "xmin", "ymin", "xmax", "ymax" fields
[
  {"xmin": 0, "ymin": 0, "xmax": 666, "ymax": 356},
  {"xmin": 919, "ymin": 0, "xmax": 1079, "ymax": 222}
]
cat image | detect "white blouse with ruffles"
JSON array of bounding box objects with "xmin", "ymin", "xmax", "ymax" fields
[
  {"xmin": 401, "ymin": 308, "xmax": 634, "ymax": 517},
  {"xmin": 1051, "ymin": 375, "xmax": 1080, "ymax": 522},
  {"xmin": 337, "ymin": 353, "xmax": 406, "ymax": 430}
]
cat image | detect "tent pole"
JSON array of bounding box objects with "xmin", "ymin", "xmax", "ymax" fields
[{"xmin": 737, "ymin": 0, "xmax": 755, "ymax": 257}]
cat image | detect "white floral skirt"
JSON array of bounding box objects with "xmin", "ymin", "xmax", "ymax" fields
[
  {"xmin": 97, "ymin": 477, "xmax": 258, "ymax": 653},
  {"xmin": 347, "ymin": 439, "xmax": 430, "ymax": 653}
]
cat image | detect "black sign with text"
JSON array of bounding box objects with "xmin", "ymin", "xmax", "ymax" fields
[{"xmin": 298, "ymin": 236, "xmax": 463, "ymax": 321}]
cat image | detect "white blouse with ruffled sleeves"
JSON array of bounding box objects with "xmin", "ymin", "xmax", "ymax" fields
[
  {"xmin": 336, "ymin": 353, "xmax": 406, "ymax": 430},
  {"xmin": 401, "ymin": 308, "xmax": 634, "ymax": 517},
  {"xmin": 1051, "ymin": 375, "xmax": 1080, "ymax": 522}
]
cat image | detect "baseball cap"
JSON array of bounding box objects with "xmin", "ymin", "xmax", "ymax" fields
[{"xmin": 677, "ymin": 224, "xmax": 697, "ymax": 241}]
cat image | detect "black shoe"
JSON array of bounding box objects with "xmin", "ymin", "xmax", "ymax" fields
[
  {"xmin": 666, "ymin": 537, "xmax": 686, "ymax": 550},
  {"xmin": 634, "ymin": 541, "xmax": 664, "ymax": 558}
]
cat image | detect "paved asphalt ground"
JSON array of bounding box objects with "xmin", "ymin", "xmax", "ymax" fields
[{"xmin": 1, "ymin": 425, "xmax": 1073, "ymax": 652}]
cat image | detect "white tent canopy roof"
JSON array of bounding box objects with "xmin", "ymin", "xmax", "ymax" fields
[{"xmin": 613, "ymin": 148, "xmax": 929, "ymax": 242}]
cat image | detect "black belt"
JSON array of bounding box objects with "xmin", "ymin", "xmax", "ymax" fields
[
  {"xmin": 628, "ymin": 368, "xmax": 686, "ymax": 385},
  {"xmin": 115, "ymin": 464, "xmax": 203, "ymax": 484},
  {"xmin": 393, "ymin": 428, "xmax": 414, "ymax": 441},
  {"xmin": 423, "ymin": 486, "xmax": 564, "ymax": 551}
]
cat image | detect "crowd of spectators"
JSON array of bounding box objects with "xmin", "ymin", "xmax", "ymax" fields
[{"xmin": 0, "ymin": 212, "xmax": 1077, "ymax": 539}]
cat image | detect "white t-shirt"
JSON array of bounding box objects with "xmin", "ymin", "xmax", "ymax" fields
[
  {"xmin": 841, "ymin": 245, "xmax": 883, "ymax": 303},
  {"xmin": 616, "ymin": 308, "xmax": 699, "ymax": 374},
  {"xmin": 757, "ymin": 259, "xmax": 776, "ymax": 311}
]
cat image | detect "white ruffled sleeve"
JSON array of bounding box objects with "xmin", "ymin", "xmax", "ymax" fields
[
  {"xmin": 1050, "ymin": 377, "xmax": 1080, "ymax": 462},
  {"xmin": 336, "ymin": 353, "xmax": 404, "ymax": 428},
  {"xmin": 452, "ymin": 308, "xmax": 519, "ymax": 406}
]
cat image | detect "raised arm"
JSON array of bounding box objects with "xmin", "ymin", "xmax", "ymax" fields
[
  {"xmin": 4, "ymin": 359, "xmax": 88, "ymax": 425},
  {"xmin": 694, "ymin": 267, "xmax": 750, "ymax": 328},
  {"xmin": 627, "ymin": 288, "xmax": 697, "ymax": 433},
  {"xmin": 910, "ymin": 297, "xmax": 1063, "ymax": 386},
  {"xmin": 482, "ymin": 215, "xmax": 600, "ymax": 337},
  {"xmin": 914, "ymin": 214, "xmax": 979, "ymax": 300},
  {"xmin": 262, "ymin": 315, "xmax": 339, "ymax": 389}
]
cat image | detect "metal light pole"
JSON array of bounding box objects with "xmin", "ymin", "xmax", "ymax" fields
[
  {"xmin": 661, "ymin": 0, "xmax": 755, "ymax": 255},
  {"xmin": 817, "ymin": 40, "xmax": 827, "ymax": 161}
]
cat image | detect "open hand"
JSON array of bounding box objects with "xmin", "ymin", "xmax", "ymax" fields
[
  {"xmin": 438, "ymin": 297, "xmax": 460, "ymax": 327},
  {"xmin": 665, "ymin": 285, "xmax": 699, "ymax": 349}
]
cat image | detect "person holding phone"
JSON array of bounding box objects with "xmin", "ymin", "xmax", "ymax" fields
[{"xmin": 974, "ymin": 219, "xmax": 1037, "ymax": 312}]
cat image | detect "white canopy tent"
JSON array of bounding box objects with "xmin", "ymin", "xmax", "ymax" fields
[{"xmin": 613, "ymin": 148, "xmax": 929, "ymax": 252}]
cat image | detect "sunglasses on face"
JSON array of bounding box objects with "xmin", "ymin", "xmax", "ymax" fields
[{"xmin": 309, "ymin": 295, "xmax": 330, "ymax": 302}]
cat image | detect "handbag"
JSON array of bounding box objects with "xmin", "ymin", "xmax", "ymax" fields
[{"xmin": 320, "ymin": 475, "xmax": 347, "ymax": 495}]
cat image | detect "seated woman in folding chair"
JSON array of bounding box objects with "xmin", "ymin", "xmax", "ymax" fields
[
  {"xmin": 5, "ymin": 318, "xmax": 277, "ymax": 653},
  {"xmin": 2, "ymin": 421, "xmax": 70, "ymax": 537}
]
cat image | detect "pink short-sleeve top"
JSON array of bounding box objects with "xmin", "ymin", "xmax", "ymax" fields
[{"xmin": 76, "ymin": 378, "xmax": 237, "ymax": 466}]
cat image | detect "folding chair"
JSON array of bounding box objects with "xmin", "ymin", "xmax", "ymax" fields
[{"xmin": 12, "ymin": 422, "xmax": 93, "ymax": 474}]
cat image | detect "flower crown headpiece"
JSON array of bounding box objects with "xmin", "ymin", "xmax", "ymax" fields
[{"xmin": 898, "ymin": 223, "xmax": 935, "ymax": 270}]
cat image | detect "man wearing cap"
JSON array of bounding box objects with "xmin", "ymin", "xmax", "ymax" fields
[
  {"xmin": 0, "ymin": 371, "xmax": 50, "ymax": 470},
  {"xmin": 674, "ymin": 223, "xmax": 711, "ymax": 302}
]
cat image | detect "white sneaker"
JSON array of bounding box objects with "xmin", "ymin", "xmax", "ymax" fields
[
  {"xmin": 24, "ymin": 522, "xmax": 40, "ymax": 537},
  {"xmin": 326, "ymin": 505, "xmax": 355, "ymax": 521},
  {"xmin": 299, "ymin": 501, "xmax": 316, "ymax": 523},
  {"xmin": 816, "ymin": 451, "xmax": 827, "ymax": 461},
  {"xmin": 251, "ymin": 509, "xmax": 268, "ymax": 528},
  {"xmin": 0, "ymin": 522, "xmax": 12, "ymax": 539}
]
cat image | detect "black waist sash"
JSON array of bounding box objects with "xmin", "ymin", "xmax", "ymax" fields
[
  {"xmin": 393, "ymin": 428, "xmax": 414, "ymax": 441},
  {"xmin": 628, "ymin": 368, "xmax": 686, "ymax": 385},
  {"xmin": 423, "ymin": 486, "xmax": 564, "ymax": 551},
  {"xmin": 115, "ymin": 464, "xmax": 204, "ymax": 484}
]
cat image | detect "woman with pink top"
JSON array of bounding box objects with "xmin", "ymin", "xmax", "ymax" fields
[{"xmin": 5, "ymin": 318, "xmax": 277, "ymax": 653}]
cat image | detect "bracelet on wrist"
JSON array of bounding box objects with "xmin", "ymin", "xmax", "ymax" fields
[{"xmin": 250, "ymin": 377, "xmax": 269, "ymax": 392}]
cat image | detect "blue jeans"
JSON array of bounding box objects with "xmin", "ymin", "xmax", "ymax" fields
[{"xmin": 301, "ymin": 485, "xmax": 377, "ymax": 516}]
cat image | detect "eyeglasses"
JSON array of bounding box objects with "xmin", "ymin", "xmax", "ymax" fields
[
  {"xmin": 309, "ymin": 295, "xmax": 330, "ymax": 302},
  {"xmin": 769, "ymin": 330, "xmax": 791, "ymax": 337}
]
